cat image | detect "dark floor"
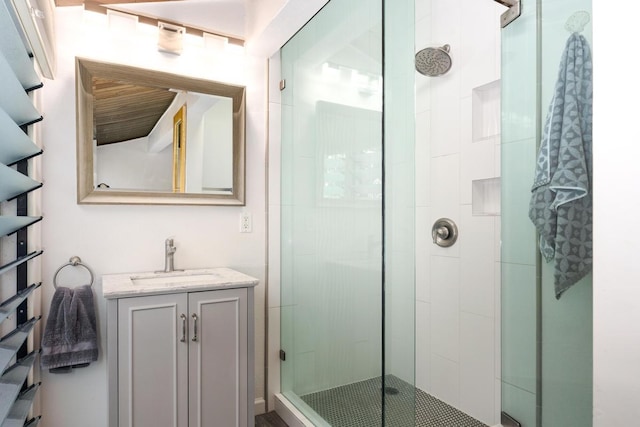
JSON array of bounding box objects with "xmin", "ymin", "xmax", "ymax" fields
[
  {"xmin": 301, "ymin": 376, "xmax": 488, "ymax": 427},
  {"xmin": 257, "ymin": 376, "xmax": 488, "ymax": 426},
  {"xmin": 256, "ymin": 411, "xmax": 289, "ymax": 427}
]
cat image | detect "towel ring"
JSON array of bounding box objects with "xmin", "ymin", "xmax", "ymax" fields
[{"xmin": 53, "ymin": 256, "xmax": 94, "ymax": 289}]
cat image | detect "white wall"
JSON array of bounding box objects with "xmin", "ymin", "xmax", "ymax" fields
[
  {"xmin": 39, "ymin": 7, "xmax": 267, "ymax": 426},
  {"xmin": 96, "ymin": 137, "xmax": 173, "ymax": 191},
  {"xmin": 414, "ymin": 0, "xmax": 502, "ymax": 424},
  {"xmin": 592, "ymin": 1, "xmax": 640, "ymax": 425},
  {"xmin": 245, "ymin": 0, "xmax": 330, "ymax": 57},
  {"xmin": 202, "ymin": 98, "xmax": 234, "ymax": 191}
]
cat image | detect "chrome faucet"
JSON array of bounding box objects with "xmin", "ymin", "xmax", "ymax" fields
[{"xmin": 163, "ymin": 238, "xmax": 177, "ymax": 273}]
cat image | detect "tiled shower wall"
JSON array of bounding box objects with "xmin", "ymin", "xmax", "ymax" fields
[{"xmin": 414, "ymin": 1, "xmax": 503, "ymax": 425}]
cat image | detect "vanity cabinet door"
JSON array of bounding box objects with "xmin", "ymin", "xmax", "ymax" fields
[
  {"xmin": 118, "ymin": 293, "xmax": 189, "ymax": 427},
  {"xmin": 188, "ymin": 288, "xmax": 248, "ymax": 427}
]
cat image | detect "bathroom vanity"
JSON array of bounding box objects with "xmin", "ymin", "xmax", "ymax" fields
[{"xmin": 102, "ymin": 268, "xmax": 259, "ymax": 427}]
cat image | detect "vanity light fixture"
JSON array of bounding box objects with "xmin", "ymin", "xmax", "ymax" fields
[
  {"xmin": 203, "ymin": 32, "xmax": 228, "ymax": 50},
  {"xmin": 158, "ymin": 21, "xmax": 185, "ymax": 55},
  {"xmin": 107, "ymin": 9, "xmax": 138, "ymax": 32}
]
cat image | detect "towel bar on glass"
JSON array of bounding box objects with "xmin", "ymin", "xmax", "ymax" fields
[{"xmin": 53, "ymin": 256, "xmax": 94, "ymax": 288}]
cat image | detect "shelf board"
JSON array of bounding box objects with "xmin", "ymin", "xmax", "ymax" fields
[
  {"xmin": 0, "ymin": 284, "xmax": 40, "ymax": 326},
  {"xmin": 0, "ymin": 352, "xmax": 37, "ymax": 424},
  {"xmin": 0, "ymin": 383, "xmax": 40, "ymax": 427},
  {"xmin": 0, "ymin": 164, "xmax": 41, "ymax": 202},
  {"xmin": 0, "ymin": 108, "xmax": 41, "ymax": 166},
  {"xmin": 0, "ymin": 217, "xmax": 42, "ymax": 237},
  {"xmin": 24, "ymin": 417, "xmax": 41, "ymax": 427},
  {"xmin": 0, "ymin": 317, "xmax": 39, "ymax": 374},
  {"xmin": 0, "ymin": 251, "xmax": 43, "ymax": 277},
  {"xmin": 0, "ymin": 1, "xmax": 40, "ymax": 90},
  {"xmin": 0, "ymin": 51, "xmax": 41, "ymax": 126}
]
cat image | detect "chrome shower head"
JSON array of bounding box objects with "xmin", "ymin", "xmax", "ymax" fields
[{"xmin": 415, "ymin": 44, "xmax": 452, "ymax": 77}]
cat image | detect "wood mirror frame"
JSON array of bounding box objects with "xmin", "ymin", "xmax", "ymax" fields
[{"xmin": 76, "ymin": 57, "xmax": 246, "ymax": 205}]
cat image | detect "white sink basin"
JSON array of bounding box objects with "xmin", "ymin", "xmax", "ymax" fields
[{"xmin": 130, "ymin": 272, "xmax": 220, "ymax": 287}]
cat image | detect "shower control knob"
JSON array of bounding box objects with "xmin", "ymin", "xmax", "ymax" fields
[
  {"xmin": 434, "ymin": 226, "xmax": 450, "ymax": 241},
  {"xmin": 432, "ymin": 218, "xmax": 458, "ymax": 247}
]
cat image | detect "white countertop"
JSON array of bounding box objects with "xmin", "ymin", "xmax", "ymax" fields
[{"xmin": 102, "ymin": 267, "xmax": 259, "ymax": 299}]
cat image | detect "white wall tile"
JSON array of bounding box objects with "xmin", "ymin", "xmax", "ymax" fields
[
  {"xmin": 430, "ymin": 255, "xmax": 460, "ymax": 362},
  {"xmin": 415, "ymin": 14, "xmax": 433, "ymax": 52},
  {"xmin": 494, "ymin": 261, "xmax": 502, "ymax": 379},
  {"xmin": 415, "ymin": 0, "xmax": 432, "ymax": 23},
  {"xmin": 494, "ymin": 215, "xmax": 501, "ymax": 262},
  {"xmin": 460, "ymin": 139, "xmax": 496, "ymax": 205},
  {"xmin": 415, "ymin": 2, "xmax": 502, "ymax": 421},
  {"xmin": 431, "ymin": 0, "xmax": 460, "ymax": 49},
  {"xmin": 460, "ymin": 95, "xmax": 472, "ymax": 150},
  {"xmin": 416, "ymin": 300, "xmax": 432, "ymax": 391},
  {"xmin": 416, "ymin": 74, "xmax": 432, "ymax": 114},
  {"xmin": 415, "ymin": 109, "xmax": 431, "ymax": 207},
  {"xmin": 416, "ymin": 207, "xmax": 431, "ymax": 303},
  {"xmin": 459, "ymin": 206, "xmax": 495, "ymax": 318},
  {"xmin": 494, "ymin": 137, "xmax": 502, "ymax": 175},
  {"xmin": 460, "ymin": 312, "xmax": 496, "ymax": 425},
  {"xmin": 459, "ymin": 0, "xmax": 500, "ymax": 95},
  {"xmin": 430, "ymin": 153, "xmax": 460, "ymax": 213},
  {"xmin": 430, "ymin": 79, "xmax": 461, "ymax": 157},
  {"xmin": 431, "ymin": 354, "xmax": 460, "ymax": 406}
]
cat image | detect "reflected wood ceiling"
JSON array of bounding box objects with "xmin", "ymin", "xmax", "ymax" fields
[{"xmin": 93, "ymin": 77, "xmax": 177, "ymax": 145}]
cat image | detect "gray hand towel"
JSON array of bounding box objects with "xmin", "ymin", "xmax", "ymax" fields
[
  {"xmin": 41, "ymin": 285, "xmax": 98, "ymax": 372},
  {"xmin": 529, "ymin": 33, "xmax": 593, "ymax": 299}
]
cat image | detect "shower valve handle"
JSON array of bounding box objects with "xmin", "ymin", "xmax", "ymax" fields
[
  {"xmin": 433, "ymin": 226, "xmax": 450, "ymax": 242},
  {"xmin": 432, "ymin": 218, "xmax": 458, "ymax": 248}
]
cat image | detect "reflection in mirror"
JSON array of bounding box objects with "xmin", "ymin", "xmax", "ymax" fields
[{"xmin": 76, "ymin": 57, "xmax": 246, "ymax": 205}]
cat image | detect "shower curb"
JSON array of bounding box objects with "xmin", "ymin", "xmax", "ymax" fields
[{"xmin": 275, "ymin": 393, "xmax": 315, "ymax": 427}]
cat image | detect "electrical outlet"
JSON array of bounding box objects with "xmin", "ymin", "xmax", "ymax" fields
[{"xmin": 240, "ymin": 212, "xmax": 252, "ymax": 233}]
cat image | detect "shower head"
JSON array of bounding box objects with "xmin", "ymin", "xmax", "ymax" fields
[{"xmin": 415, "ymin": 44, "xmax": 452, "ymax": 77}]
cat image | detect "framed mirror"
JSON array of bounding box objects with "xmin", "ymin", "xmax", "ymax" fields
[{"xmin": 76, "ymin": 57, "xmax": 246, "ymax": 205}]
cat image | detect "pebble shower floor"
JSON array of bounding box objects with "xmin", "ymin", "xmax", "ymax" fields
[{"xmin": 301, "ymin": 375, "xmax": 488, "ymax": 427}]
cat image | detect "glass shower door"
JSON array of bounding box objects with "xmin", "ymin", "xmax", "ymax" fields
[
  {"xmin": 501, "ymin": 0, "xmax": 593, "ymax": 425},
  {"xmin": 279, "ymin": 0, "xmax": 385, "ymax": 425},
  {"xmin": 279, "ymin": 0, "xmax": 416, "ymax": 425}
]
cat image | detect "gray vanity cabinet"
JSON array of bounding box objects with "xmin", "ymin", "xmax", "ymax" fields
[{"xmin": 111, "ymin": 287, "xmax": 252, "ymax": 427}]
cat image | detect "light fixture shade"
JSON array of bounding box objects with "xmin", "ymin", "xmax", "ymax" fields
[{"xmin": 158, "ymin": 22, "xmax": 185, "ymax": 55}]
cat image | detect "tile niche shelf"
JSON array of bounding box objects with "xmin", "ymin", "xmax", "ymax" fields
[
  {"xmin": 472, "ymin": 177, "xmax": 501, "ymax": 216},
  {"xmin": 472, "ymin": 79, "xmax": 500, "ymax": 142}
]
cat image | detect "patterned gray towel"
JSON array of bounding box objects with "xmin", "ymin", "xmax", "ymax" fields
[
  {"xmin": 41, "ymin": 285, "xmax": 98, "ymax": 372},
  {"xmin": 529, "ymin": 33, "xmax": 593, "ymax": 299}
]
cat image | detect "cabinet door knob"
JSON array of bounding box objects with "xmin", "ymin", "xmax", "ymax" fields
[
  {"xmin": 180, "ymin": 314, "xmax": 187, "ymax": 343},
  {"xmin": 192, "ymin": 313, "xmax": 198, "ymax": 342}
]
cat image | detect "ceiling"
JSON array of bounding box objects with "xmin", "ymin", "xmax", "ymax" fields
[
  {"xmin": 92, "ymin": 77, "xmax": 177, "ymax": 145},
  {"xmin": 67, "ymin": 0, "xmax": 246, "ymax": 42},
  {"xmin": 74, "ymin": 0, "xmax": 244, "ymax": 145}
]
